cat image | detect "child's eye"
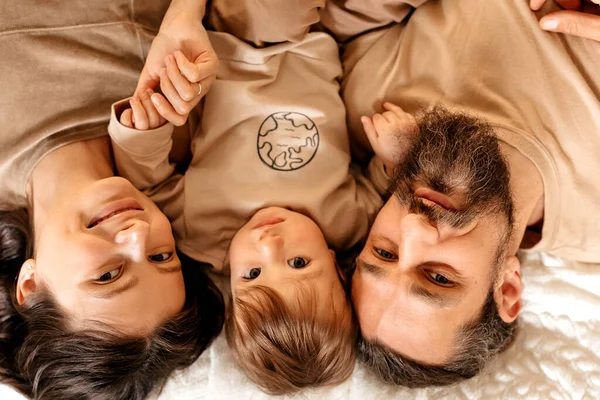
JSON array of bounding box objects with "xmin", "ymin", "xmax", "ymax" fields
[
  {"xmin": 427, "ymin": 271, "xmax": 453, "ymax": 286},
  {"xmin": 375, "ymin": 248, "xmax": 396, "ymax": 260},
  {"xmin": 243, "ymin": 267, "xmax": 261, "ymax": 280},
  {"xmin": 96, "ymin": 267, "xmax": 122, "ymax": 284},
  {"xmin": 287, "ymin": 257, "xmax": 309, "ymax": 269},
  {"xmin": 148, "ymin": 252, "xmax": 174, "ymax": 263}
]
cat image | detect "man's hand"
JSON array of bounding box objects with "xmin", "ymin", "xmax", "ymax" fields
[
  {"xmin": 137, "ymin": 1, "xmax": 217, "ymax": 126},
  {"xmin": 361, "ymin": 102, "xmax": 417, "ymax": 173},
  {"xmin": 531, "ymin": 0, "xmax": 600, "ymax": 42}
]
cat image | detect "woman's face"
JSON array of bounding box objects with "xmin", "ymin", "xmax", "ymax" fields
[{"xmin": 25, "ymin": 177, "xmax": 185, "ymax": 336}]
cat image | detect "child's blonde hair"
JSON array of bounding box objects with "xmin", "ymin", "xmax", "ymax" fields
[{"xmin": 225, "ymin": 284, "xmax": 357, "ymax": 395}]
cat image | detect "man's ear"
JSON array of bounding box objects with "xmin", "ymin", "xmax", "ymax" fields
[
  {"xmin": 494, "ymin": 255, "xmax": 522, "ymax": 323},
  {"xmin": 16, "ymin": 259, "xmax": 38, "ymax": 305}
]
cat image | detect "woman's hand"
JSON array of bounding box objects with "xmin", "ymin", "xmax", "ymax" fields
[
  {"xmin": 136, "ymin": 0, "xmax": 217, "ymax": 126},
  {"xmin": 531, "ymin": 0, "xmax": 600, "ymax": 42}
]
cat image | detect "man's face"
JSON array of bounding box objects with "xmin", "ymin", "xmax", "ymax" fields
[{"xmin": 354, "ymin": 108, "xmax": 514, "ymax": 365}]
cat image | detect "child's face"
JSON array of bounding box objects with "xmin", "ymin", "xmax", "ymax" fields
[{"xmin": 229, "ymin": 207, "xmax": 347, "ymax": 314}]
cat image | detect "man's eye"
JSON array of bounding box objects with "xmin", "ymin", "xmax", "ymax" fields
[
  {"xmin": 243, "ymin": 267, "xmax": 261, "ymax": 280},
  {"xmin": 96, "ymin": 267, "xmax": 122, "ymax": 284},
  {"xmin": 375, "ymin": 248, "xmax": 396, "ymax": 260},
  {"xmin": 148, "ymin": 252, "xmax": 173, "ymax": 263},
  {"xmin": 427, "ymin": 271, "xmax": 453, "ymax": 286},
  {"xmin": 287, "ymin": 257, "xmax": 309, "ymax": 269}
]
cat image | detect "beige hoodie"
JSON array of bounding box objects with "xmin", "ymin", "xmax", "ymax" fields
[{"xmin": 109, "ymin": 31, "xmax": 385, "ymax": 271}]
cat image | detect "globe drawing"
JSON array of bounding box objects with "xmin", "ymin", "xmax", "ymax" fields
[{"xmin": 257, "ymin": 112, "xmax": 319, "ymax": 171}]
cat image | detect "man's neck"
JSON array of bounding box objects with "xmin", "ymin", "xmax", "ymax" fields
[{"xmin": 500, "ymin": 142, "xmax": 545, "ymax": 253}]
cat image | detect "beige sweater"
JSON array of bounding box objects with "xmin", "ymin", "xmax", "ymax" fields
[
  {"xmin": 324, "ymin": 0, "xmax": 600, "ymax": 263},
  {"xmin": 109, "ymin": 32, "xmax": 385, "ymax": 271},
  {"xmin": 0, "ymin": 0, "xmax": 171, "ymax": 208}
]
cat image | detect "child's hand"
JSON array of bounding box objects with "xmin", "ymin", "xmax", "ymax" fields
[
  {"xmin": 361, "ymin": 102, "xmax": 418, "ymax": 173},
  {"xmin": 120, "ymin": 89, "xmax": 166, "ymax": 130},
  {"xmin": 148, "ymin": 51, "xmax": 208, "ymax": 127}
]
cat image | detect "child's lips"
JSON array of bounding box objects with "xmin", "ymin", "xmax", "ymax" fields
[{"xmin": 252, "ymin": 217, "xmax": 285, "ymax": 230}]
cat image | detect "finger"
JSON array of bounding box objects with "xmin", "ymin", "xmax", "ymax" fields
[
  {"xmin": 382, "ymin": 111, "xmax": 398, "ymax": 125},
  {"xmin": 530, "ymin": 0, "xmax": 546, "ymax": 11},
  {"xmin": 166, "ymin": 54, "xmax": 197, "ymax": 102},
  {"xmin": 151, "ymin": 93, "xmax": 187, "ymax": 126},
  {"xmin": 135, "ymin": 67, "xmax": 159, "ymax": 96},
  {"xmin": 120, "ymin": 108, "xmax": 133, "ymax": 128},
  {"xmin": 383, "ymin": 102, "xmax": 407, "ymax": 115},
  {"xmin": 159, "ymin": 68, "xmax": 192, "ymax": 116},
  {"xmin": 138, "ymin": 89, "xmax": 163, "ymax": 129},
  {"xmin": 175, "ymin": 50, "xmax": 217, "ymax": 83},
  {"xmin": 540, "ymin": 11, "xmax": 600, "ymax": 41},
  {"xmin": 372, "ymin": 113, "xmax": 388, "ymax": 129},
  {"xmin": 129, "ymin": 97, "xmax": 149, "ymax": 130},
  {"xmin": 361, "ymin": 116, "xmax": 379, "ymax": 144}
]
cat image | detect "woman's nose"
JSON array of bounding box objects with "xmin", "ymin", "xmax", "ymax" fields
[{"xmin": 114, "ymin": 220, "xmax": 150, "ymax": 261}]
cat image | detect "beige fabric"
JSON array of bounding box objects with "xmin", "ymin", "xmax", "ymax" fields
[
  {"xmin": 319, "ymin": 0, "xmax": 429, "ymax": 42},
  {"xmin": 206, "ymin": 0, "xmax": 326, "ymax": 46},
  {"xmin": 110, "ymin": 31, "xmax": 384, "ymax": 271},
  {"xmin": 330, "ymin": 0, "xmax": 600, "ymax": 262},
  {"xmin": 0, "ymin": 0, "xmax": 171, "ymax": 208}
]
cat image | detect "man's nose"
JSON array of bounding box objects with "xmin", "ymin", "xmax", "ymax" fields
[
  {"xmin": 114, "ymin": 220, "xmax": 150, "ymax": 262},
  {"xmin": 396, "ymin": 213, "xmax": 439, "ymax": 266},
  {"xmin": 256, "ymin": 235, "xmax": 284, "ymax": 264}
]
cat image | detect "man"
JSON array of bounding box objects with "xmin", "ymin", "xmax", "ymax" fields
[{"xmin": 321, "ymin": 0, "xmax": 600, "ymax": 386}]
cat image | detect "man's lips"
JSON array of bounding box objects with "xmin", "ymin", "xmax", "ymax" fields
[
  {"xmin": 88, "ymin": 199, "xmax": 143, "ymax": 228},
  {"xmin": 414, "ymin": 188, "xmax": 457, "ymax": 210}
]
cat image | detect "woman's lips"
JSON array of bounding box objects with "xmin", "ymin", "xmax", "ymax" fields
[
  {"xmin": 88, "ymin": 199, "xmax": 143, "ymax": 228},
  {"xmin": 414, "ymin": 187, "xmax": 457, "ymax": 210}
]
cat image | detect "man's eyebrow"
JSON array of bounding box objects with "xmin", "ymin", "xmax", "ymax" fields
[
  {"xmin": 94, "ymin": 277, "xmax": 139, "ymax": 300},
  {"xmin": 409, "ymin": 284, "xmax": 456, "ymax": 308},
  {"xmin": 356, "ymin": 258, "xmax": 387, "ymax": 278}
]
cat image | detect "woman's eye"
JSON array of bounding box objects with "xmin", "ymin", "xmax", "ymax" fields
[
  {"xmin": 428, "ymin": 271, "xmax": 453, "ymax": 286},
  {"xmin": 375, "ymin": 248, "xmax": 396, "ymax": 260},
  {"xmin": 96, "ymin": 267, "xmax": 122, "ymax": 284},
  {"xmin": 148, "ymin": 252, "xmax": 173, "ymax": 263},
  {"xmin": 243, "ymin": 267, "xmax": 261, "ymax": 280},
  {"xmin": 287, "ymin": 257, "xmax": 309, "ymax": 269}
]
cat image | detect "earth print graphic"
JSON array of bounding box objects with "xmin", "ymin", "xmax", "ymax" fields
[{"xmin": 257, "ymin": 112, "xmax": 319, "ymax": 171}]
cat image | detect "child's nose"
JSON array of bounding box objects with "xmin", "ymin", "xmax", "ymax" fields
[{"xmin": 256, "ymin": 235, "xmax": 284, "ymax": 263}]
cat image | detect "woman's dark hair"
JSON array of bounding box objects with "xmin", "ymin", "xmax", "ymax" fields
[{"xmin": 0, "ymin": 209, "xmax": 224, "ymax": 400}]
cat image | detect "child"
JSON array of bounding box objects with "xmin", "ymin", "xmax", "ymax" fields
[{"xmin": 108, "ymin": 1, "xmax": 416, "ymax": 394}]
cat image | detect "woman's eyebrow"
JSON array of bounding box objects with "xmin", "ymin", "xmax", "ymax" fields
[
  {"xmin": 156, "ymin": 264, "xmax": 182, "ymax": 274},
  {"xmin": 93, "ymin": 277, "xmax": 139, "ymax": 300}
]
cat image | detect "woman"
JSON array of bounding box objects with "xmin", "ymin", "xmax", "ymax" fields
[{"xmin": 0, "ymin": 0, "xmax": 222, "ymax": 399}]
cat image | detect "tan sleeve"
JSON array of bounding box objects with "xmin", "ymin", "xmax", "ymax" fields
[
  {"xmin": 108, "ymin": 99, "xmax": 185, "ymax": 224},
  {"xmin": 365, "ymin": 156, "xmax": 391, "ymax": 196},
  {"xmin": 349, "ymin": 161, "xmax": 385, "ymax": 227},
  {"xmin": 320, "ymin": 0, "xmax": 430, "ymax": 42}
]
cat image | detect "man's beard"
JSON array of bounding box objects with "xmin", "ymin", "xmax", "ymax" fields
[{"xmin": 390, "ymin": 107, "xmax": 514, "ymax": 242}]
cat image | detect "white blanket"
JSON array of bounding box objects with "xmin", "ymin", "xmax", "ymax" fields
[{"xmin": 2, "ymin": 251, "xmax": 598, "ymax": 399}]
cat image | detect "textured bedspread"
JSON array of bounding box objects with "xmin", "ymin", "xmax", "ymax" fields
[{"xmin": 1, "ymin": 251, "xmax": 598, "ymax": 400}]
